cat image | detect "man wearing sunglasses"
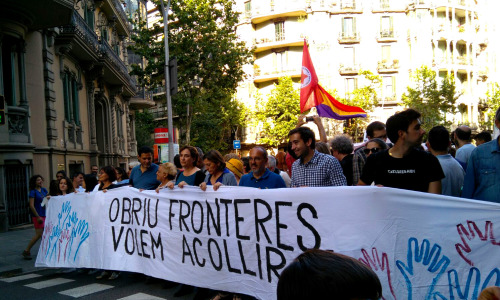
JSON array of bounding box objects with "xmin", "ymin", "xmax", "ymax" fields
[
  {"xmin": 358, "ymin": 109, "xmax": 444, "ymax": 194},
  {"xmin": 352, "ymin": 121, "xmax": 388, "ymax": 185}
]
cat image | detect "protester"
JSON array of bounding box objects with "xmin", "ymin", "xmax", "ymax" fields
[
  {"xmin": 128, "ymin": 161, "xmax": 140, "ymax": 178},
  {"xmin": 95, "ymin": 166, "xmax": 119, "ymax": 280},
  {"xmin": 155, "ymin": 163, "xmax": 177, "ymax": 192},
  {"xmin": 23, "ymin": 175, "xmax": 48, "ymax": 260},
  {"xmin": 358, "ymin": 109, "xmax": 444, "ymax": 194},
  {"xmin": 49, "ymin": 170, "xmax": 67, "ymax": 196},
  {"xmin": 226, "ymin": 158, "xmax": 244, "ymax": 184},
  {"xmin": 199, "ymin": 150, "xmax": 237, "ymax": 191},
  {"xmin": 239, "ymin": 147, "xmax": 286, "ymax": 189},
  {"xmin": 479, "ymin": 286, "xmax": 500, "ymax": 300},
  {"xmin": 277, "ymin": 249, "xmax": 382, "ymax": 300},
  {"xmin": 315, "ymin": 141, "xmax": 330, "ymax": 155},
  {"xmin": 268, "ymin": 155, "xmax": 291, "ymax": 187},
  {"xmin": 330, "ymin": 135, "xmax": 354, "ymax": 185},
  {"xmin": 195, "ymin": 147, "xmax": 206, "ymax": 172},
  {"xmin": 129, "ymin": 146, "xmax": 161, "ymax": 190},
  {"xmin": 173, "ymin": 154, "xmax": 182, "ymax": 170},
  {"xmin": 475, "ymin": 131, "xmax": 492, "ymax": 146},
  {"xmin": 275, "ymin": 151, "xmax": 287, "ymax": 172},
  {"xmin": 165, "ymin": 146, "xmax": 206, "ymax": 189},
  {"xmin": 453, "ymin": 125, "xmax": 475, "ymax": 167},
  {"xmin": 285, "ymin": 141, "xmax": 297, "ymax": 177},
  {"xmin": 288, "ymin": 127, "xmax": 347, "ymax": 187},
  {"xmin": 224, "ymin": 153, "xmax": 240, "ymax": 162},
  {"xmin": 295, "ymin": 115, "xmax": 327, "ymax": 142},
  {"xmin": 114, "ymin": 167, "xmax": 129, "ymax": 185},
  {"xmin": 363, "ymin": 138, "xmax": 388, "ymax": 158},
  {"xmin": 241, "ymin": 156, "xmax": 250, "ymax": 174},
  {"xmin": 57, "ymin": 176, "xmax": 75, "ymax": 195},
  {"xmin": 72, "ymin": 171, "xmax": 86, "ymax": 192},
  {"xmin": 84, "ymin": 165, "xmax": 99, "ymax": 191},
  {"xmin": 352, "ymin": 121, "xmax": 388, "ymax": 185},
  {"xmin": 462, "ymin": 107, "xmax": 500, "ymax": 203},
  {"xmin": 426, "ymin": 126, "xmax": 465, "ymax": 197}
]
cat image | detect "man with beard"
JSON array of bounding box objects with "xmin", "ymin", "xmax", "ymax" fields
[
  {"xmin": 239, "ymin": 146, "xmax": 286, "ymax": 189},
  {"xmin": 288, "ymin": 127, "xmax": 347, "ymax": 187},
  {"xmin": 358, "ymin": 109, "xmax": 444, "ymax": 194}
]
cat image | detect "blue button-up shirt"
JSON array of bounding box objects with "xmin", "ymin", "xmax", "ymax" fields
[
  {"xmin": 129, "ymin": 163, "xmax": 161, "ymax": 190},
  {"xmin": 462, "ymin": 137, "xmax": 500, "ymax": 203},
  {"xmin": 239, "ymin": 168, "xmax": 286, "ymax": 189}
]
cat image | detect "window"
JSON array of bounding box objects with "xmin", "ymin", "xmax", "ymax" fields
[
  {"xmin": 275, "ymin": 21, "xmax": 285, "ymax": 41},
  {"xmin": 383, "ymin": 76, "xmax": 396, "ymax": 99},
  {"xmin": 342, "ymin": 17, "xmax": 356, "ymax": 38},
  {"xmin": 380, "ymin": 16, "xmax": 393, "ymax": 37},
  {"xmin": 63, "ymin": 71, "xmax": 80, "ymax": 125},
  {"xmin": 345, "ymin": 78, "xmax": 357, "ymax": 98},
  {"xmin": 344, "ymin": 47, "xmax": 355, "ymax": 67},
  {"xmin": 381, "ymin": 45, "xmax": 391, "ymax": 61},
  {"xmin": 380, "ymin": 0, "xmax": 390, "ymax": 9},
  {"xmin": 274, "ymin": 50, "xmax": 287, "ymax": 72},
  {"xmin": 244, "ymin": 1, "xmax": 251, "ymax": 17},
  {"xmin": 84, "ymin": 2, "xmax": 94, "ymax": 30}
]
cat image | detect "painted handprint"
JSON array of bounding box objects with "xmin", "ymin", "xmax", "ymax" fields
[
  {"xmin": 359, "ymin": 247, "xmax": 397, "ymax": 300},
  {"xmin": 447, "ymin": 267, "xmax": 500, "ymax": 300},
  {"xmin": 455, "ymin": 221, "xmax": 500, "ymax": 266},
  {"xmin": 396, "ymin": 237, "xmax": 450, "ymax": 300}
]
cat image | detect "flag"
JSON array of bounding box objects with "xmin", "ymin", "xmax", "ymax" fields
[{"xmin": 300, "ymin": 40, "xmax": 366, "ymax": 120}]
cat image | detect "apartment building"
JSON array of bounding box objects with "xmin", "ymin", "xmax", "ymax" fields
[
  {"xmin": 234, "ymin": 0, "xmax": 497, "ymax": 146},
  {"xmin": 0, "ymin": 0, "xmax": 150, "ymax": 231}
]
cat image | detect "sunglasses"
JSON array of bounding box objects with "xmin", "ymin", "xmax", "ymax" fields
[{"xmin": 363, "ymin": 148, "xmax": 381, "ymax": 155}]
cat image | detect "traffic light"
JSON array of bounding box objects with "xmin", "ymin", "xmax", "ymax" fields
[
  {"xmin": 0, "ymin": 95, "xmax": 5, "ymax": 126},
  {"xmin": 169, "ymin": 58, "xmax": 177, "ymax": 96}
]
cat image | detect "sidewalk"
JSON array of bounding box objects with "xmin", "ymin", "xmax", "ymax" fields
[{"xmin": 0, "ymin": 225, "xmax": 46, "ymax": 277}]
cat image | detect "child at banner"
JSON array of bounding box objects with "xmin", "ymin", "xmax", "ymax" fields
[
  {"xmin": 23, "ymin": 175, "xmax": 49, "ymax": 260},
  {"xmin": 277, "ymin": 249, "xmax": 382, "ymax": 300}
]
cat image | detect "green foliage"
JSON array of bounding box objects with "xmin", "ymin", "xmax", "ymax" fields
[
  {"xmin": 341, "ymin": 70, "xmax": 381, "ymax": 142},
  {"xmin": 129, "ymin": 0, "xmax": 253, "ymax": 151},
  {"xmin": 254, "ymin": 77, "xmax": 300, "ymax": 147},
  {"xmin": 401, "ymin": 66, "xmax": 459, "ymax": 134},
  {"xmin": 479, "ymin": 82, "xmax": 500, "ymax": 131},
  {"xmin": 134, "ymin": 110, "xmax": 156, "ymax": 149}
]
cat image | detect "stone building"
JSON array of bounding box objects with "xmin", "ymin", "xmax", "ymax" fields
[{"xmin": 0, "ymin": 0, "xmax": 152, "ymax": 231}]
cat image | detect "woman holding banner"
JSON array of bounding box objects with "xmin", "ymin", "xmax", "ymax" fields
[
  {"xmin": 156, "ymin": 162, "xmax": 177, "ymax": 192},
  {"xmin": 165, "ymin": 146, "xmax": 205, "ymax": 190},
  {"xmin": 199, "ymin": 150, "xmax": 237, "ymax": 191}
]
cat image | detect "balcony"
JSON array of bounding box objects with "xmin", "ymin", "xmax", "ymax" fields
[
  {"xmin": 338, "ymin": 31, "xmax": 360, "ymax": 44},
  {"xmin": 250, "ymin": 1, "xmax": 307, "ymax": 24},
  {"xmin": 58, "ymin": 10, "xmax": 101, "ymax": 62},
  {"xmin": 253, "ymin": 33, "xmax": 303, "ymax": 53},
  {"xmin": 130, "ymin": 88, "xmax": 155, "ymax": 110},
  {"xmin": 253, "ymin": 68, "xmax": 301, "ymax": 83},
  {"xmin": 332, "ymin": 0, "xmax": 363, "ymax": 14},
  {"xmin": 339, "ymin": 64, "xmax": 360, "ymax": 75},
  {"xmin": 99, "ymin": 0, "xmax": 132, "ymax": 36},
  {"xmin": 454, "ymin": 55, "xmax": 471, "ymax": 66},
  {"xmin": 377, "ymin": 30, "xmax": 397, "ymax": 42},
  {"xmin": 372, "ymin": 0, "xmax": 406, "ymax": 12},
  {"xmin": 100, "ymin": 40, "xmax": 137, "ymax": 96},
  {"xmin": 377, "ymin": 59, "xmax": 399, "ymax": 73}
]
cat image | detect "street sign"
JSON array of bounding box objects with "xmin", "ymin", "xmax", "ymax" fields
[{"xmin": 233, "ymin": 140, "xmax": 241, "ymax": 149}]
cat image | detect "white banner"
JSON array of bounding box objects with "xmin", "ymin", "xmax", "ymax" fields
[{"xmin": 36, "ymin": 186, "xmax": 500, "ymax": 300}]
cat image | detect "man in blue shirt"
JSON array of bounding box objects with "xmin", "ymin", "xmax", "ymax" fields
[
  {"xmin": 239, "ymin": 146, "xmax": 286, "ymax": 189},
  {"xmin": 462, "ymin": 107, "xmax": 500, "ymax": 203},
  {"xmin": 129, "ymin": 146, "xmax": 161, "ymax": 190}
]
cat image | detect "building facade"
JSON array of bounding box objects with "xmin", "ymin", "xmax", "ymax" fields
[
  {"xmin": 0, "ymin": 0, "xmax": 152, "ymax": 231},
  {"xmin": 234, "ymin": 0, "xmax": 498, "ymax": 146}
]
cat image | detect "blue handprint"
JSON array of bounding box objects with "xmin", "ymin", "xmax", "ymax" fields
[
  {"xmin": 448, "ymin": 268, "xmax": 500, "ymax": 300},
  {"xmin": 396, "ymin": 237, "xmax": 451, "ymax": 300}
]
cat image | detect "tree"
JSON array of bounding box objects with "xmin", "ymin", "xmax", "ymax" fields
[
  {"xmin": 129, "ymin": 0, "xmax": 253, "ymax": 151},
  {"xmin": 401, "ymin": 66, "xmax": 459, "ymax": 133},
  {"xmin": 338, "ymin": 70, "xmax": 381, "ymax": 142},
  {"xmin": 254, "ymin": 77, "xmax": 300, "ymax": 147},
  {"xmin": 479, "ymin": 82, "xmax": 500, "ymax": 131},
  {"xmin": 134, "ymin": 111, "xmax": 156, "ymax": 149}
]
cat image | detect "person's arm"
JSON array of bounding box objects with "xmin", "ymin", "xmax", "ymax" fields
[
  {"xmin": 313, "ymin": 115, "xmax": 327, "ymax": 143},
  {"xmin": 29, "ymin": 196, "xmax": 42, "ymax": 224},
  {"xmin": 428, "ymin": 180, "xmax": 442, "ymax": 194},
  {"xmin": 461, "ymin": 153, "xmax": 477, "ymax": 199},
  {"xmin": 295, "ymin": 114, "xmax": 307, "ymax": 128},
  {"xmin": 357, "ymin": 179, "xmax": 368, "ymax": 186}
]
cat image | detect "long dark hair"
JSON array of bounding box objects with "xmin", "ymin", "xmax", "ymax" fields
[
  {"xmin": 29, "ymin": 175, "xmax": 44, "ymax": 191},
  {"xmin": 99, "ymin": 166, "xmax": 117, "ymax": 189},
  {"xmin": 115, "ymin": 166, "xmax": 128, "ymax": 180},
  {"xmin": 57, "ymin": 177, "xmax": 75, "ymax": 195},
  {"xmin": 203, "ymin": 150, "xmax": 226, "ymax": 173}
]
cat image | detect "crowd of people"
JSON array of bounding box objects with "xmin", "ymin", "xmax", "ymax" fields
[{"xmin": 22, "ymin": 106, "xmax": 500, "ymax": 299}]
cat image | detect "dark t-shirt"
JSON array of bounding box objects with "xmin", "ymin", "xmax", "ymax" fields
[
  {"xmin": 340, "ymin": 153, "xmax": 354, "ymax": 186},
  {"xmin": 360, "ymin": 148, "xmax": 445, "ymax": 192}
]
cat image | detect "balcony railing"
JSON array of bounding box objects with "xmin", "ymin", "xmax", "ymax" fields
[
  {"xmin": 339, "ymin": 64, "xmax": 360, "ymax": 75},
  {"xmin": 100, "ymin": 39, "xmax": 137, "ymax": 89},
  {"xmin": 111, "ymin": 0, "xmax": 131, "ymax": 31},
  {"xmin": 377, "ymin": 60, "xmax": 399, "ymax": 73},
  {"xmin": 338, "ymin": 31, "xmax": 360, "ymax": 43},
  {"xmin": 380, "ymin": 30, "xmax": 394, "ymax": 38},
  {"xmin": 60, "ymin": 11, "xmax": 101, "ymax": 54},
  {"xmin": 341, "ymin": 0, "xmax": 358, "ymax": 9}
]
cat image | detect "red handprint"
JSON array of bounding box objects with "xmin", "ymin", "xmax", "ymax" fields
[
  {"xmin": 359, "ymin": 247, "xmax": 397, "ymax": 300},
  {"xmin": 455, "ymin": 220, "xmax": 500, "ymax": 266}
]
